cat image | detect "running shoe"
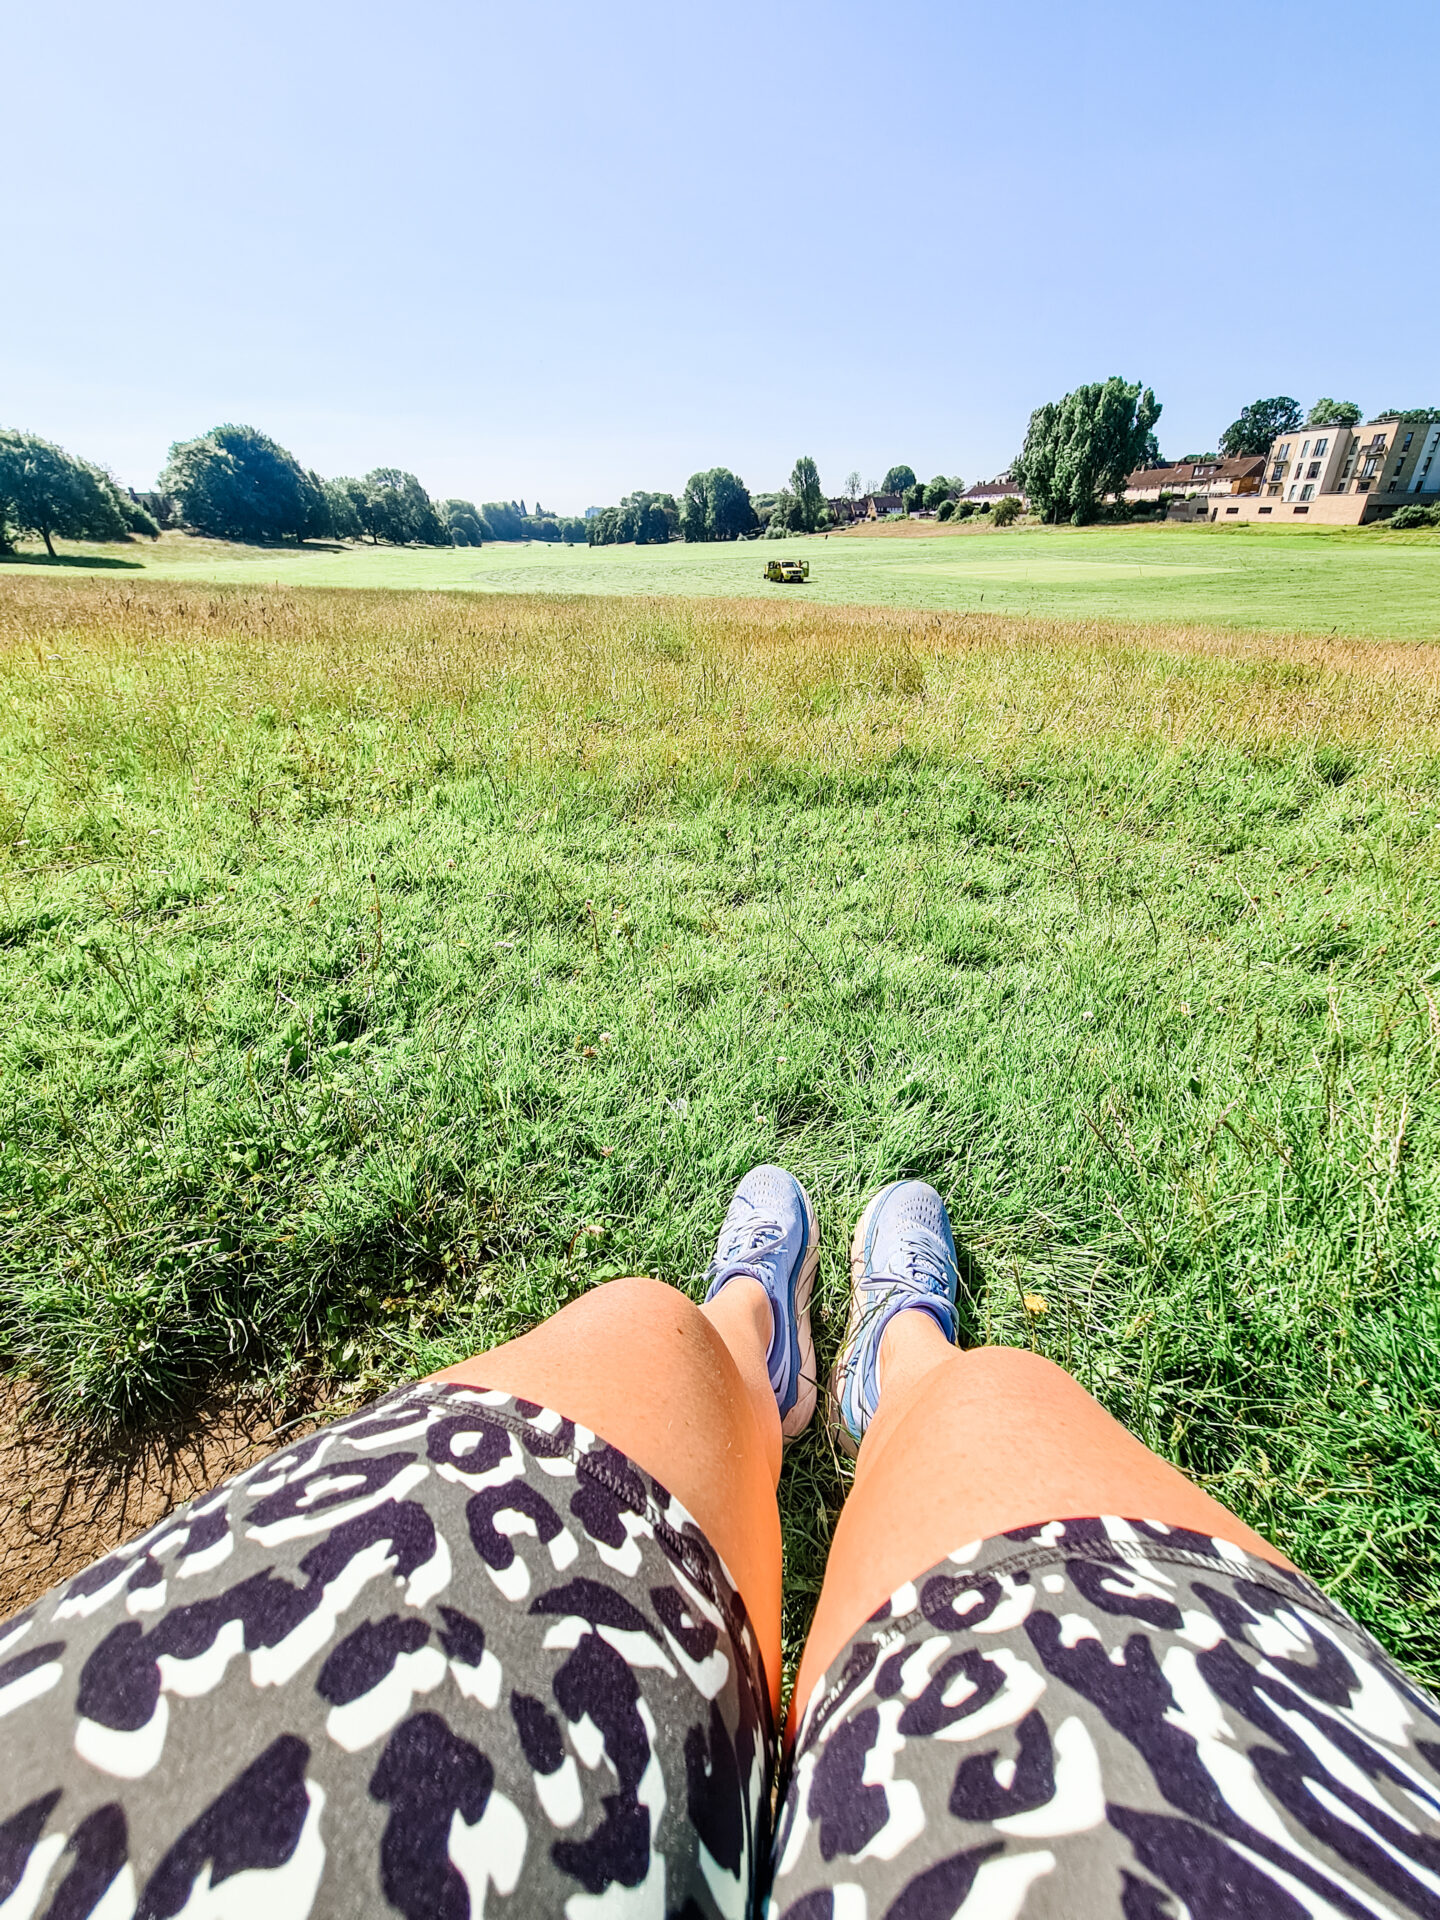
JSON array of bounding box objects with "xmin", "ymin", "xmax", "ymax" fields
[
  {"xmin": 830, "ymin": 1180, "xmax": 959, "ymax": 1456},
  {"xmin": 703, "ymin": 1165, "xmax": 819, "ymax": 1438}
]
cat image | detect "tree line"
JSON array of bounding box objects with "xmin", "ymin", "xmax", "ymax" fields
[{"xmin": 0, "ymin": 421, "xmax": 587, "ymax": 554}]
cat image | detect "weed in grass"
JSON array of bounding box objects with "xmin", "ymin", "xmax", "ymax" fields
[{"xmin": 0, "ymin": 577, "xmax": 1438, "ymax": 1685}]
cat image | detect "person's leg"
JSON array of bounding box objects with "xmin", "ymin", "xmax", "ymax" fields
[
  {"xmin": 796, "ymin": 1312, "xmax": 1293, "ymax": 1719},
  {"xmin": 433, "ymin": 1270, "xmax": 784, "ymax": 1711}
]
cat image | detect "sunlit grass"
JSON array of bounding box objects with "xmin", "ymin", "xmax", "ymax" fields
[{"xmin": 1, "ymin": 575, "xmax": 1438, "ymax": 1678}]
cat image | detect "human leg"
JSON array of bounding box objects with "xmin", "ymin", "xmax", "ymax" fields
[
  {"xmin": 2, "ymin": 1171, "xmax": 814, "ymax": 1920},
  {"xmin": 798, "ymin": 1320, "xmax": 1293, "ymax": 1713},
  {"xmin": 433, "ymin": 1270, "xmax": 784, "ymax": 1696},
  {"xmin": 770, "ymin": 1185, "xmax": 1440, "ymax": 1920}
]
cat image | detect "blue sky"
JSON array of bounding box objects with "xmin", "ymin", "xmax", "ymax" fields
[{"xmin": 6, "ymin": 0, "xmax": 1437, "ymax": 512}]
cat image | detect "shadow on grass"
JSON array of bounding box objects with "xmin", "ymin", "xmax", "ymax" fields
[{"xmin": 0, "ymin": 551, "xmax": 143, "ymax": 570}]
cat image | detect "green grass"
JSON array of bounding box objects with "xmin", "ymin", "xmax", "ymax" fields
[
  {"xmin": 2, "ymin": 574, "xmax": 1439, "ymax": 1683},
  {"xmin": 5, "ymin": 517, "xmax": 1440, "ymax": 637}
]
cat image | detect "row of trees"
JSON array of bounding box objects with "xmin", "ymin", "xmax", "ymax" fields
[
  {"xmin": 0, "ymin": 431, "xmax": 159, "ymax": 554},
  {"xmin": 585, "ymin": 492, "xmax": 679, "ymax": 546},
  {"xmin": 0, "ymin": 420, "xmax": 589, "ymax": 554}
]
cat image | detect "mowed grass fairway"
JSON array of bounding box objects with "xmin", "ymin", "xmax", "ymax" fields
[
  {"xmin": 7, "ymin": 518, "xmax": 1440, "ymax": 638},
  {"xmin": 2, "ymin": 575, "xmax": 1439, "ymax": 1680}
]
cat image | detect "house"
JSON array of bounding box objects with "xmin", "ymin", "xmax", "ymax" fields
[
  {"xmin": 1203, "ymin": 416, "xmax": 1440, "ymax": 525},
  {"xmin": 1124, "ymin": 457, "xmax": 1264, "ymax": 503},
  {"xmin": 960, "ymin": 477, "xmax": 1028, "ymax": 509},
  {"xmin": 862, "ymin": 492, "xmax": 904, "ymax": 518},
  {"xmin": 827, "ymin": 496, "xmax": 863, "ymax": 524}
]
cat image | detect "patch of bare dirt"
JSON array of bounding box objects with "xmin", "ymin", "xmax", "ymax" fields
[{"xmin": 0, "ymin": 1376, "xmax": 358, "ymax": 1620}]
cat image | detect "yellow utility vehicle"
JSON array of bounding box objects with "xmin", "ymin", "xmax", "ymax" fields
[{"xmin": 763, "ymin": 558, "xmax": 810, "ymax": 583}]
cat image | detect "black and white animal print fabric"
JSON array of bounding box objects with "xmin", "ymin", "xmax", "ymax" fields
[
  {"xmin": 775, "ymin": 1516, "xmax": 1440, "ymax": 1920},
  {"xmin": 0, "ymin": 1383, "xmax": 772, "ymax": 1920},
  {"xmin": 6, "ymin": 1390, "xmax": 1440, "ymax": 1919}
]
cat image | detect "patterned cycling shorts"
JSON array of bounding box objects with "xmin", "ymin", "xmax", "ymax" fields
[{"xmin": 4, "ymin": 1379, "xmax": 1440, "ymax": 1919}]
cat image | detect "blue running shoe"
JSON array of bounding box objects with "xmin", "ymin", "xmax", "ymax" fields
[
  {"xmin": 704, "ymin": 1165, "xmax": 819, "ymax": 1439},
  {"xmin": 831, "ymin": 1180, "xmax": 959, "ymax": 1455}
]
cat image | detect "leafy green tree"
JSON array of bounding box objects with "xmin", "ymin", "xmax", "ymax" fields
[
  {"xmin": 1013, "ymin": 376, "xmax": 1162, "ymax": 524},
  {"xmin": 924, "ymin": 476, "xmax": 958, "ymax": 509},
  {"xmin": 936, "ymin": 500, "xmax": 955, "ymax": 522},
  {"xmin": 882, "ymin": 464, "xmax": 916, "ymax": 495},
  {"xmin": 160, "ymin": 424, "xmax": 324, "ymax": 543},
  {"xmin": 789, "ymin": 456, "xmax": 823, "ymax": 532},
  {"xmin": 1219, "ymin": 397, "xmax": 1303, "ymax": 459},
  {"xmin": 1306, "ymin": 399, "xmax": 1362, "ymax": 429},
  {"xmin": 0, "ymin": 430, "xmax": 131, "ymax": 555},
  {"xmin": 121, "ymin": 495, "xmax": 160, "ymax": 538},
  {"xmin": 903, "ymin": 482, "xmax": 925, "ymax": 513},
  {"xmin": 358, "ymin": 469, "xmax": 448, "ymax": 545},
  {"xmin": 324, "ymin": 480, "xmax": 364, "ymax": 540},
  {"xmin": 679, "ymin": 468, "xmax": 755, "ymax": 541},
  {"xmin": 444, "ymin": 499, "xmax": 486, "ymax": 546},
  {"xmin": 992, "ymin": 495, "xmax": 1023, "ymax": 527},
  {"xmin": 844, "ymin": 471, "xmax": 862, "ymax": 501}
]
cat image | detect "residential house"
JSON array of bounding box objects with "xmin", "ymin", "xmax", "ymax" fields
[
  {"xmin": 1124, "ymin": 457, "xmax": 1264, "ymax": 513},
  {"xmin": 862, "ymin": 492, "xmax": 904, "ymax": 518},
  {"xmin": 1210, "ymin": 416, "xmax": 1440, "ymax": 524},
  {"xmin": 961, "ymin": 477, "xmax": 1028, "ymax": 509}
]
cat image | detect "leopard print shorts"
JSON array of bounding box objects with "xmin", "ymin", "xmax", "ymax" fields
[{"xmin": 4, "ymin": 1380, "xmax": 1439, "ymax": 1918}]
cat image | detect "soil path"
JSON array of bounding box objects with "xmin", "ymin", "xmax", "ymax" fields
[{"xmin": 0, "ymin": 1378, "xmax": 355, "ymax": 1619}]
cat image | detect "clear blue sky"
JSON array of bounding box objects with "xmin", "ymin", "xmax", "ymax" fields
[{"xmin": 6, "ymin": 0, "xmax": 1437, "ymax": 512}]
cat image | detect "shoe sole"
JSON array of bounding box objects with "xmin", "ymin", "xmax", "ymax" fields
[
  {"xmin": 826, "ymin": 1181, "xmax": 904, "ymax": 1460},
  {"xmin": 782, "ymin": 1177, "xmax": 821, "ymax": 1440}
]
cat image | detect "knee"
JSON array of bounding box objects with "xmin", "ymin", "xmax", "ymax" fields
[
  {"xmin": 952, "ymin": 1345, "xmax": 1096, "ymax": 1411},
  {"xmin": 564, "ymin": 1274, "xmax": 709, "ymax": 1343}
]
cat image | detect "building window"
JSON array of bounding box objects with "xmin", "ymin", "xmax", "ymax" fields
[
  {"xmin": 1314, "ymin": 438, "xmax": 1328, "ymax": 457},
  {"xmin": 1286, "ymin": 484, "xmax": 1298, "ymax": 500},
  {"xmin": 1388, "ymin": 481, "xmax": 1398, "ymax": 492},
  {"xmin": 1403, "ymin": 432, "xmax": 1414, "ymax": 451},
  {"xmin": 1276, "ymin": 443, "xmax": 1291, "ymax": 461},
  {"xmin": 1300, "ymin": 440, "xmax": 1311, "ymax": 459},
  {"xmin": 1293, "ymin": 505, "xmax": 1309, "ymax": 514},
  {"xmin": 1358, "ymin": 481, "xmax": 1371, "ymax": 492},
  {"xmin": 1226, "ymin": 506, "xmax": 1239, "ymax": 515},
  {"xmin": 1259, "ymin": 506, "xmax": 1273, "ymax": 514},
  {"xmin": 1300, "ymin": 484, "xmax": 1315, "ymax": 501},
  {"xmin": 1307, "ymin": 462, "xmax": 1322, "ymax": 479}
]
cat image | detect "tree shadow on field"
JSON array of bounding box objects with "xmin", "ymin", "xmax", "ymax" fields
[{"xmin": 0, "ymin": 550, "xmax": 144, "ymax": 569}]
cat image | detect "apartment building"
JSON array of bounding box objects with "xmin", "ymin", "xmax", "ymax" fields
[{"xmin": 1214, "ymin": 415, "xmax": 1440, "ymax": 524}]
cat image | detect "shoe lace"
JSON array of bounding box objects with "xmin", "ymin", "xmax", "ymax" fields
[
  {"xmin": 899, "ymin": 1227, "xmax": 952, "ymax": 1299},
  {"xmin": 710, "ymin": 1214, "xmax": 785, "ymax": 1285}
]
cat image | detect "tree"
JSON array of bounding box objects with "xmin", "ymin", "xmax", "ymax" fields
[
  {"xmin": 1218, "ymin": 397, "xmax": 1303, "ymax": 459},
  {"xmin": 882, "ymin": 464, "xmax": 916, "ymax": 495},
  {"xmin": 679, "ymin": 468, "xmax": 755, "ymax": 541},
  {"xmin": 924, "ymin": 476, "xmax": 959, "ymax": 510},
  {"xmin": 903, "ymin": 482, "xmax": 926, "ymax": 513},
  {"xmin": 324, "ymin": 480, "xmax": 363, "ymax": 540},
  {"xmin": 1012, "ymin": 376, "xmax": 1162, "ymax": 525},
  {"xmin": 444, "ymin": 499, "xmax": 486, "ymax": 546},
  {"xmin": 355, "ymin": 469, "xmax": 448, "ymax": 545},
  {"xmin": 844, "ymin": 471, "xmax": 862, "ymax": 501},
  {"xmin": 992, "ymin": 495, "xmax": 1023, "ymax": 527},
  {"xmin": 160, "ymin": 424, "xmax": 326, "ymax": 543},
  {"xmin": 789, "ymin": 456, "xmax": 823, "ymax": 532},
  {"xmin": 0, "ymin": 430, "xmax": 132, "ymax": 555},
  {"xmin": 1306, "ymin": 398, "xmax": 1363, "ymax": 429}
]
